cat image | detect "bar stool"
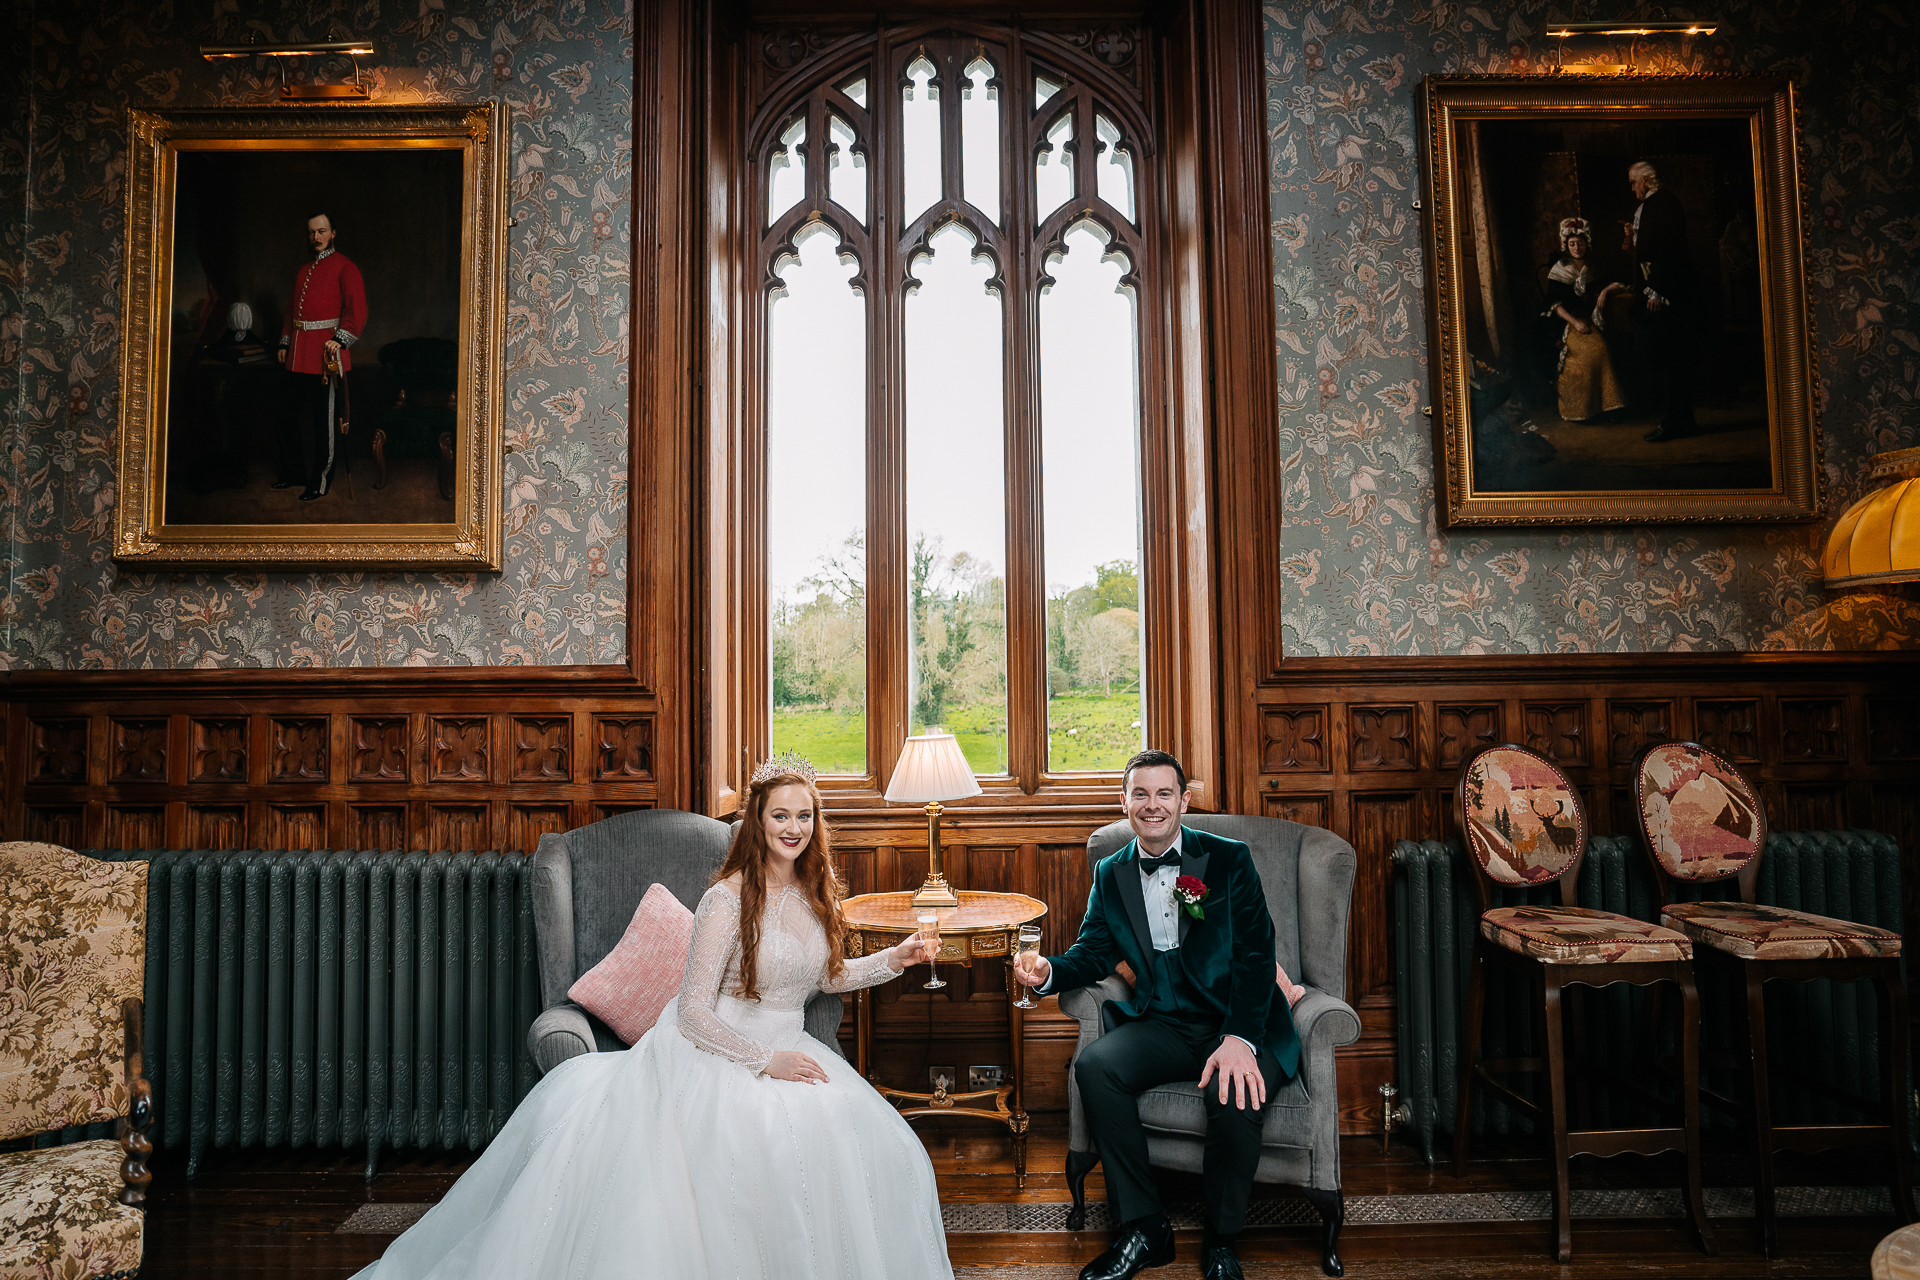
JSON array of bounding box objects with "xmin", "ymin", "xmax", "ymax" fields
[
  {"xmin": 1452, "ymin": 742, "xmax": 1716, "ymax": 1262},
  {"xmin": 1634, "ymin": 740, "xmax": 1913, "ymax": 1256}
]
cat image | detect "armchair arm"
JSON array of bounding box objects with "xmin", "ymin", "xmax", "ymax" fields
[
  {"xmin": 803, "ymin": 991, "xmax": 845, "ymax": 1057},
  {"xmin": 119, "ymin": 996, "xmax": 152, "ymax": 1208},
  {"xmin": 1058, "ymin": 974, "xmax": 1134, "ymax": 1041},
  {"xmin": 1288, "ymin": 987, "xmax": 1362, "ymax": 1050},
  {"xmin": 528, "ymin": 1002, "xmax": 598, "ymax": 1075}
]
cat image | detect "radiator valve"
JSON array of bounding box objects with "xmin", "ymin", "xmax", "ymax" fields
[{"xmin": 1379, "ymin": 1082, "xmax": 1412, "ymax": 1153}]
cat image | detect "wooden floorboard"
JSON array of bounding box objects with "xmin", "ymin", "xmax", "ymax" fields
[{"xmin": 137, "ymin": 1118, "xmax": 1892, "ymax": 1278}]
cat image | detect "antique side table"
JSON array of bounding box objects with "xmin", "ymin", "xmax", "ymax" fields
[{"xmin": 840, "ymin": 890, "xmax": 1047, "ymax": 1186}]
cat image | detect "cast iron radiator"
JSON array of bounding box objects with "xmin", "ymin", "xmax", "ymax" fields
[
  {"xmin": 1392, "ymin": 830, "xmax": 1905, "ymax": 1166},
  {"xmin": 139, "ymin": 849, "xmax": 543, "ymax": 1178}
]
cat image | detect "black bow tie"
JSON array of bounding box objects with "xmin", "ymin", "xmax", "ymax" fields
[{"xmin": 1139, "ymin": 851, "xmax": 1181, "ymax": 873}]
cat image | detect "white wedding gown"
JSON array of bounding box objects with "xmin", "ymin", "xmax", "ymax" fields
[{"xmin": 353, "ymin": 881, "xmax": 954, "ymax": 1280}]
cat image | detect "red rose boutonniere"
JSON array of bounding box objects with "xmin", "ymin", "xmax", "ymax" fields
[{"xmin": 1173, "ymin": 874, "xmax": 1209, "ymax": 921}]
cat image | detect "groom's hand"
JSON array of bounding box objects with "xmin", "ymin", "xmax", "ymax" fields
[
  {"xmin": 1198, "ymin": 1036, "xmax": 1266, "ymax": 1110},
  {"xmin": 1012, "ymin": 952, "xmax": 1050, "ymax": 987}
]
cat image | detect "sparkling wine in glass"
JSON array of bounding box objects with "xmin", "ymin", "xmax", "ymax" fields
[
  {"xmin": 917, "ymin": 911, "xmax": 946, "ymax": 990},
  {"xmin": 1013, "ymin": 924, "xmax": 1043, "ymax": 1009}
]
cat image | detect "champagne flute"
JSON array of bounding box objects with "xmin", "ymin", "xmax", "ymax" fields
[
  {"xmin": 1013, "ymin": 924, "xmax": 1043, "ymax": 1009},
  {"xmin": 917, "ymin": 911, "xmax": 946, "ymax": 990}
]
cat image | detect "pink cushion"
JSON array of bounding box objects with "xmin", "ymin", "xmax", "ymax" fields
[{"xmin": 567, "ymin": 884, "xmax": 696, "ymax": 1045}]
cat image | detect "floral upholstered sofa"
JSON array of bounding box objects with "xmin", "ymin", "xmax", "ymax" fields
[{"xmin": 0, "ymin": 844, "xmax": 152, "ymax": 1280}]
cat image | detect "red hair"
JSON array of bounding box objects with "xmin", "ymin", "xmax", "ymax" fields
[{"xmin": 714, "ymin": 770, "xmax": 847, "ymax": 1000}]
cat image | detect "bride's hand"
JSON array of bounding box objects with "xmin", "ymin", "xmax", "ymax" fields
[
  {"xmin": 894, "ymin": 934, "xmax": 937, "ymax": 967},
  {"xmin": 766, "ymin": 1050, "xmax": 830, "ymax": 1083}
]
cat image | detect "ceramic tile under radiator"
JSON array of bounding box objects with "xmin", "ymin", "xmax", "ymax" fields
[
  {"xmin": 142, "ymin": 849, "xmax": 543, "ymax": 1178},
  {"xmin": 1392, "ymin": 830, "xmax": 1906, "ymax": 1166}
]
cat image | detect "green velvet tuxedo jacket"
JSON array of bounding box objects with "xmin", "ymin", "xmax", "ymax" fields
[{"xmin": 1047, "ymin": 825, "xmax": 1301, "ymax": 1079}]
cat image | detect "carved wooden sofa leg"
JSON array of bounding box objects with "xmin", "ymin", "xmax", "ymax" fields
[{"xmin": 1064, "ymin": 1149, "xmax": 1099, "ymax": 1231}]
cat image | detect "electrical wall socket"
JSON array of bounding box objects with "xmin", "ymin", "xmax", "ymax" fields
[
  {"xmin": 969, "ymin": 1064, "xmax": 1005, "ymax": 1089},
  {"xmin": 928, "ymin": 1065, "xmax": 957, "ymax": 1092}
]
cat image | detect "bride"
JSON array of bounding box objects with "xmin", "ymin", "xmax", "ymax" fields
[{"xmin": 353, "ymin": 758, "xmax": 954, "ymax": 1279}]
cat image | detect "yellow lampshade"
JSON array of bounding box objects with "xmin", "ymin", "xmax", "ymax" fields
[
  {"xmin": 885, "ymin": 732, "xmax": 982, "ymax": 804},
  {"xmin": 1823, "ymin": 448, "xmax": 1920, "ymax": 589}
]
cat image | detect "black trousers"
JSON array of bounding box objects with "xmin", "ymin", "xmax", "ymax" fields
[
  {"xmin": 1075, "ymin": 1016, "xmax": 1285, "ymax": 1235},
  {"xmin": 1633, "ymin": 305, "xmax": 1696, "ymax": 433},
  {"xmin": 280, "ymin": 371, "xmax": 341, "ymax": 490}
]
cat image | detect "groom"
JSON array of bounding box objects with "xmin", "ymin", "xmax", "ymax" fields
[{"xmin": 1015, "ymin": 750, "xmax": 1297, "ymax": 1280}]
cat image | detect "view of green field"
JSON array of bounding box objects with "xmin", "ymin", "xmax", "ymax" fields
[
  {"xmin": 771, "ymin": 538, "xmax": 1144, "ymax": 775},
  {"xmin": 770, "ymin": 689, "xmax": 1143, "ymax": 777}
]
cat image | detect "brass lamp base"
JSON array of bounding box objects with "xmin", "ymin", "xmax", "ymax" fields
[
  {"xmin": 911, "ymin": 875, "xmax": 960, "ymax": 909},
  {"xmin": 911, "ymin": 801, "xmax": 962, "ymax": 908}
]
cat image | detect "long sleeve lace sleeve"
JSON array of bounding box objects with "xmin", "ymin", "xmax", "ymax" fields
[
  {"xmin": 676, "ymin": 884, "xmax": 776, "ymax": 1074},
  {"xmin": 817, "ymin": 943, "xmax": 905, "ymax": 994}
]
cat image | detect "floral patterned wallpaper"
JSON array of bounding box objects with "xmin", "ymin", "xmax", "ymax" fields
[
  {"xmin": 1264, "ymin": 0, "xmax": 1919, "ymax": 654},
  {"xmin": 1, "ymin": 0, "xmax": 632, "ymax": 669}
]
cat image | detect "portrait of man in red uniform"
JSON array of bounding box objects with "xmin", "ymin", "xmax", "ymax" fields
[{"xmin": 276, "ymin": 213, "xmax": 367, "ymax": 501}]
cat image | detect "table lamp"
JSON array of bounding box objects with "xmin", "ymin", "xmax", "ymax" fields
[{"xmin": 885, "ymin": 731, "xmax": 981, "ymax": 908}]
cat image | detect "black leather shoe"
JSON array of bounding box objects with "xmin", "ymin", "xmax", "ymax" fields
[
  {"xmin": 270, "ymin": 480, "xmax": 300, "ymax": 490},
  {"xmin": 297, "ymin": 487, "xmax": 324, "ymax": 501},
  {"xmin": 1078, "ymin": 1225, "xmax": 1175, "ymax": 1280},
  {"xmin": 1201, "ymin": 1244, "xmax": 1245, "ymax": 1279}
]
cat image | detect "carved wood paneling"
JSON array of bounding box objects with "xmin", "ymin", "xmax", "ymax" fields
[
  {"xmin": 266, "ymin": 805, "xmax": 327, "ymax": 851},
  {"xmin": 1350, "ymin": 705, "xmax": 1417, "ymax": 772},
  {"xmin": 110, "ymin": 719, "xmax": 168, "ymax": 783},
  {"xmin": 513, "ymin": 717, "xmax": 572, "ymax": 782},
  {"xmin": 1607, "ymin": 700, "xmax": 1672, "ymax": 764},
  {"xmin": 27, "ymin": 807, "xmax": 82, "ymax": 847},
  {"xmin": 189, "ymin": 718, "xmax": 247, "ymax": 783},
  {"xmin": 428, "ymin": 804, "xmax": 488, "ymax": 853},
  {"xmin": 1781, "ymin": 784, "xmax": 1847, "ymax": 833},
  {"xmin": 1436, "ymin": 703, "xmax": 1500, "ymax": 770},
  {"xmin": 351, "ymin": 717, "xmax": 410, "ymax": 784},
  {"xmin": 1869, "ymin": 697, "xmax": 1920, "ymax": 762},
  {"xmin": 1347, "ymin": 792, "xmax": 1420, "ymax": 1008},
  {"xmin": 271, "ymin": 718, "xmax": 329, "ymax": 783},
  {"xmin": 429, "ymin": 717, "xmax": 490, "ymax": 783},
  {"xmin": 1260, "ymin": 707, "xmax": 1328, "ymax": 772},
  {"xmin": 351, "ymin": 805, "xmax": 408, "ymax": 852},
  {"xmin": 104, "ymin": 805, "xmax": 165, "ymax": 850},
  {"xmin": 1261, "ymin": 791, "xmax": 1328, "ymax": 828},
  {"xmin": 508, "ymin": 804, "xmax": 571, "ymax": 856},
  {"xmin": 1780, "ymin": 698, "xmax": 1845, "ymax": 761},
  {"xmin": 594, "ymin": 716, "xmax": 654, "ymax": 780},
  {"xmin": 30, "ymin": 719, "xmax": 87, "ymax": 784},
  {"xmin": 1696, "ymin": 698, "xmax": 1761, "ymax": 761},
  {"xmin": 7, "ymin": 688, "xmax": 659, "ymax": 854},
  {"xmin": 186, "ymin": 805, "xmax": 246, "ymax": 850},
  {"xmin": 1523, "ymin": 702, "xmax": 1588, "ymax": 766}
]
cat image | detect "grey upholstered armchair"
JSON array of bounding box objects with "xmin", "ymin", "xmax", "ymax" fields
[
  {"xmin": 1062, "ymin": 814, "xmax": 1361, "ymax": 1278},
  {"xmin": 526, "ymin": 809, "xmax": 845, "ymax": 1073}
]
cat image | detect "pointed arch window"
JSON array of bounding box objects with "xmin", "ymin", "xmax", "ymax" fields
[{"xmin": 754, "ymin": 29, "xmax": 1161, "ymax": 793}]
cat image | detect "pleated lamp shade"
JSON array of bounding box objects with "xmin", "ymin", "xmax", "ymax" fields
[
  {"xmin": 885, "ymin": 732, "xmax": 982, "ymax": 804},
  {"xmin": 1824, "ymin": 448, "xmax": 1920, "ymax": 589}
]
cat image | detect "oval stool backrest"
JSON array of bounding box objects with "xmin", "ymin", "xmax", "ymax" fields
[
  {"xmin": 1634, "ymin": 740, "xmax": 1767, "ymax": 884},
  {"xmin": 1457, "ymin": 744, "xmax": 1588, "ymax": 891}
]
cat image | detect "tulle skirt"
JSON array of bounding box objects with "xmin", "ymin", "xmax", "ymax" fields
[{"xmin": 351, "ymin": 995, "xmax": 953, "ymax": 1280}]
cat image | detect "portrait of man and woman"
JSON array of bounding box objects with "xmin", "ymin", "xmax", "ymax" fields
[{"xmin": 1451, "ymin": 116, "xmax": 1773, "ymax": 496}]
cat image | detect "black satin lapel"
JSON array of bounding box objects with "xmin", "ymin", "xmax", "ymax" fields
[
  {"xmin": 1177, "ymin": 828, "xmax": 1209, "ymax": 947},
  {"xmin": 1114, "ymin": 847, "xmax": 1153, "ymax": 959}
]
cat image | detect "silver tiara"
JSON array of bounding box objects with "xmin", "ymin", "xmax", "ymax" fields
[{"xmin": 751, "ymin": 752, "xmax": 818, "ymax": 786}]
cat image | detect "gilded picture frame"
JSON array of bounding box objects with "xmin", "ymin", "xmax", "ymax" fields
[
  {"xmin": 1419, "ymin": 76, "xmax": 1820, "ymax": 526},
  {"xmin": 114, "ymin": 104, "xmax": 507, "ymax": 569}
]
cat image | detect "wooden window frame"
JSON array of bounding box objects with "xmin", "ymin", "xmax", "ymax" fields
[{"xmin": 679, "ymin": 0, "xmax": 1279, "ymax": 817}]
